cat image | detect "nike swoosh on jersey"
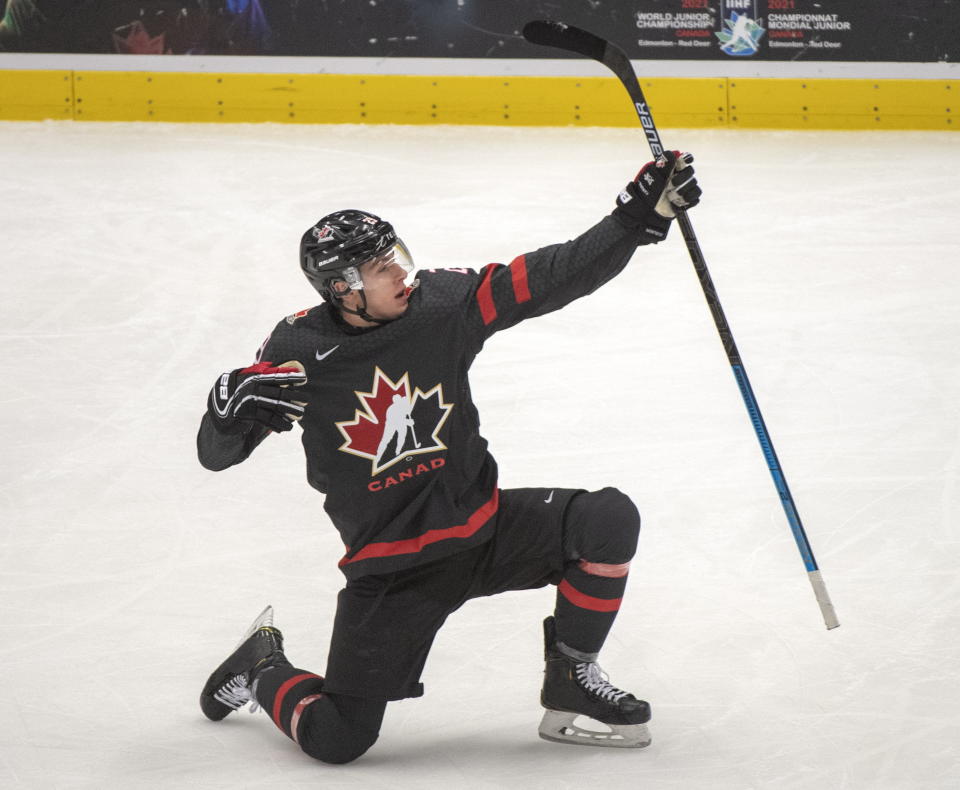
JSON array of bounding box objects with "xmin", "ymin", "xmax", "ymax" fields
[
  {"xmin": 315, "ymin": 345, "xmax": 340, "ymax": 362},
  {"xmin": 544, "ymin": 491, "xmax": 554, "ymax": 504}
]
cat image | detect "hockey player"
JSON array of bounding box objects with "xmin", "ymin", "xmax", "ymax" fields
[{"xmin": 198, "ymin": 151, "xmax": 701, "ymax": 762}]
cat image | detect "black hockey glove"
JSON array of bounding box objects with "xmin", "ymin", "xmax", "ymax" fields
[
  {"xmin": 208, "ymin": 361, "xmax": 308, "ymax": 434},
  {"xmin": 613, "ymin": 150, "xmax": 701, "ymax": 243}
]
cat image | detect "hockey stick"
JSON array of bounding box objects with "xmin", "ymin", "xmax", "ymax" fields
[{"xmin": 522, "ymin": 20, "xmax": 839, "ymax": 630}]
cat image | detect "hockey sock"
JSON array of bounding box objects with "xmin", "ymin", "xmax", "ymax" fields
[
  {"xmin": 252, "ymin": 664, "xmax": 386, "ymax": 764},
  {"xmin": 252, "ymin": 664, "xmax": 326, "ymax": 744},
  {"xmin": 554, "ymin": 560, "xmax": 630, "ymax": 657},
  {"xmin": 556, "ymin": 488, "xmax": 639, "ymax": 656}
]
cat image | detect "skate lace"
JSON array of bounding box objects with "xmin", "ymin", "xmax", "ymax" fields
[
  {"xmin": 575, "ymin": 662, "xmax": 629, "ymax": 703},
  {"xmin": 213, "ymin": 673, "xmax": 260, "ymax": 714}
]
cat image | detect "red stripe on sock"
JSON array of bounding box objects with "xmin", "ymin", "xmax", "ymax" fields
[
  {"xmin": 476, "ymin": 263, "xmax": 498, "ymax": 325},
  {"xmin": 558, "ymin": 579, "xmax": 622, "ymax": 613},
  {"xmin": 509, "ymin": 255, "xmax": 530, "ymax": 303},
  {"xmin": 578, "ymin": 559, "xmax": 631, "ymax": 578},
  {"xmin": 271, "ymin": 673, "xmax": 321, "ymax": 733},
  {"xmin": 290, "ymin": 694, "xmax": 324, "ymax": 745}
]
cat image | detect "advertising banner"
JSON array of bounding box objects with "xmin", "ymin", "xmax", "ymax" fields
[{"xmin": 1, "ymin": 1, "xmax": 956, "ymax": 62}]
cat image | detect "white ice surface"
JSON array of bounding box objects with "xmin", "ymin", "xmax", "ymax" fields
[{"xmin": 1, "ymin": 120, "xmax": 959, "ymax": 790}]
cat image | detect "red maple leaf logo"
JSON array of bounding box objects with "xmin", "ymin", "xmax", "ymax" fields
[
  {"xmin": 113, "ymin": 22, "xmax": 169, "ymax": 55},
  {"xmin": 336, "ymin": 368, "xmax": 453, "ymax": 476}
]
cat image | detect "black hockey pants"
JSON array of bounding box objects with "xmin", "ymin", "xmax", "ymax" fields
[{"xmin": 254, "ymin": 486, "xmax": 640, "ymax": 764}]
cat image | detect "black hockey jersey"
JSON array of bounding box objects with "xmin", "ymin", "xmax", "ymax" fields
[{"xmin": 197, "ymin": 214, "xmax": 651, "ymax": 579}]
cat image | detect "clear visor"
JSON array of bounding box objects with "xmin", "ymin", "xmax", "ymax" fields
[{"xmin": 342, "ymin": 239, "xmax": 415, "ymax": 291}]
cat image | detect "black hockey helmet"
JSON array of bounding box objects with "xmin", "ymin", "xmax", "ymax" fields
[{"xmin": 300, "ymin": 209, "xmax": 412, "ymax": 302}]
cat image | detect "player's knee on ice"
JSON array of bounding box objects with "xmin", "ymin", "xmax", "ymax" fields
[
  {"xmin": 564, "ymin": 487, "xmax": 641, "ymax": 565},
  {"xmin": 300, "ymin": 732, "xmax": 376, "ymax": 765},
  {"xmin": 296, "ymin": 694, "xmax": 386, "ymax": 765}
]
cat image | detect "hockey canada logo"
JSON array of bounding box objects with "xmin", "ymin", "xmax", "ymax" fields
[
  {"xmin": 336, "ymin": 367, "xmax": 454, "ymax": 475},
  {"xmin": 285, "ymin": 307, "xmax": 312, "ymax": 325}
]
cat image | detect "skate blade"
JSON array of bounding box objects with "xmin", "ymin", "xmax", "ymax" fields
[
  {"xmin": 538, "ymin": 709, "xmax": 651, "ymax": 749},
  {"xmin": 234, "ymin": 605, "xmax": 274, "ymax": 648}
]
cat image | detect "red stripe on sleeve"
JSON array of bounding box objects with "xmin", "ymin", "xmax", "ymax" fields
[
  {"xmin": 509, "ymin": 255, "xmax": 531, "ymax": 303},
  {"xmin": 476, "ymin": 263, "xmax": 498, "ymax": 325},
  {"xmin": 558, "ymin": 579, "xmax": 622, "ymax": 613},
  {"xmin": 339, "ymin": 488, "xmax": 499, "ymax": 566},
  {"xmin": 271, "ymin": 673, "xmax": 321, "ymax": 733}
]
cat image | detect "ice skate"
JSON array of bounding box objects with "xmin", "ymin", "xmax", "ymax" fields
[
  {"xmin": 200, "ymin": 605, "xmax": 289, "ymax": 721},
  {"xmin": 538, "ymin": 617, "xmax": 651, "ymax": 748}
]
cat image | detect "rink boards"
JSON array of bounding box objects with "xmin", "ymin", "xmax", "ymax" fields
[{"xmin": 0, "ymin": 69, "xmax": 955, "ymax": 130}]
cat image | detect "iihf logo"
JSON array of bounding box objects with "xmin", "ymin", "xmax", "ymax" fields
[
  {"xmin": 336, "ymin": 367, "xmax": 454, "ymax": 475},
  {"xmin": 716, "ymin": 1, "xmax": 765, "ymax": 57}
]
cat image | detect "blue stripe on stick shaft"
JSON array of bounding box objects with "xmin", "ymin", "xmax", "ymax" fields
[
  {"xmin": 520, "ymin": 20, "xmax": 836, "ymax": 627},
  {"xmin": 731, "ymin": 364, "xmax": 818, "ymax": 573}
]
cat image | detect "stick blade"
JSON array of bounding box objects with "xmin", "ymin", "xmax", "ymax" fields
[
  {"xmin": 522, "ymin": 19, "xmax": 638, "ymax": 93},
  {"xmin": 521, "ymin": 20, "xmax": 606, "ymax": 61}
]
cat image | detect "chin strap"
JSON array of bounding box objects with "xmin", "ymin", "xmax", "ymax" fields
[{"xmin": 335, "ymin": 290, "xmax": 393, "ymax": 325}]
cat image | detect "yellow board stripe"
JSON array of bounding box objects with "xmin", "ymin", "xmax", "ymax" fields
[
  {"xmin": 0, "ymin": 70, "xmax": 73, "ymax": 120},
  {"xmin": 728, "ymin": 78, "xmax": 957, "ymax": 130},
  {"xmin": 0, "ymin": 70, "xmax": 955, "ymax": 130}
]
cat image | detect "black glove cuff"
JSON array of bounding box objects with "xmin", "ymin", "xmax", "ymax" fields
[
  {"xmin": 207, "ymin": 390, "xmax": 251, "ymax": 435},
  {"xmin": 611, "ymin": 205, "xmax": 672, "ymax": 245},
  {"xmin": 612, "ymin": 180, "xmax": 673, "ymax": 244}
]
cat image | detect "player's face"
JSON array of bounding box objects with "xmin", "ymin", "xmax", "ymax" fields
[{"xmin": 355, "ymin": 250, "xmax": 412, "ymax": 322}]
